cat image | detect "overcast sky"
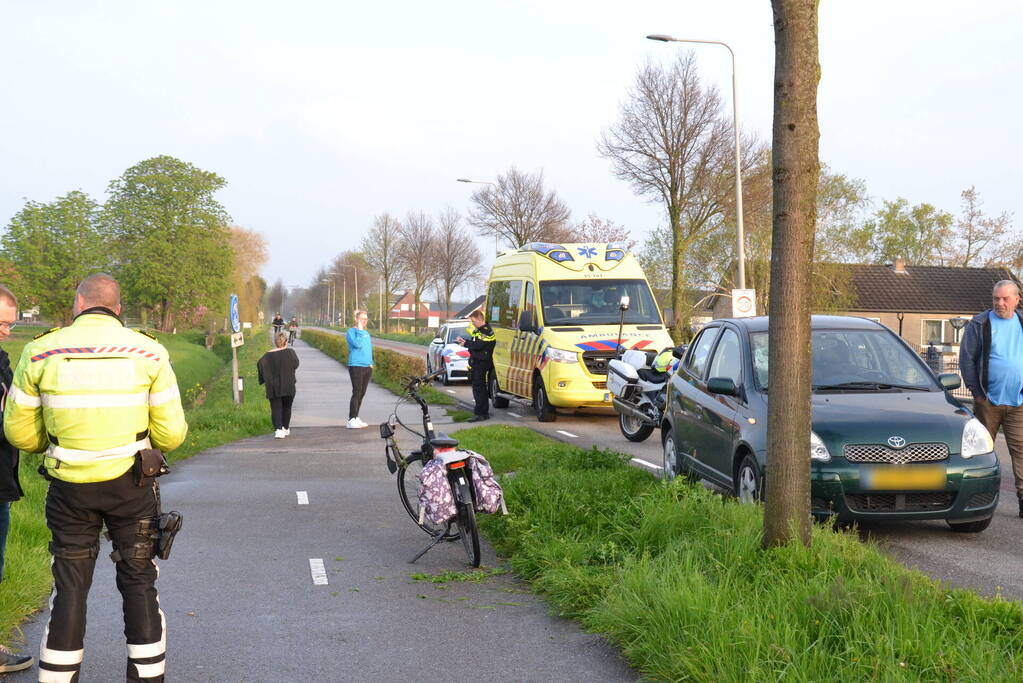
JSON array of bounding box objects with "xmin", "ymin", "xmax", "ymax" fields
[{"xmin": 1, "ymin": 1, "xmax": 1019, "ymax": 298}]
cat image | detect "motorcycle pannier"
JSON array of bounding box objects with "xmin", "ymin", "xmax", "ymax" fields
[{"xmin": 607, "ymin": 358, "xmax": 639, "ymax": 399}]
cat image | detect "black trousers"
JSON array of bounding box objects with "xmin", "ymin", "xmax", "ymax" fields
[
  {"xmin": 469, "ymin": 364, "xmax": 491, "ymax": 417},
  {"xmin": 42, "ymin": 469, "xmax": 165, "ymax": 682},
  {"xmin": 270, "ymin": 395, "xmax": 295, "ymax": 430},
  {"xmin": 349, "ymin": 366, "xmax": 372, "ymax": 419}
]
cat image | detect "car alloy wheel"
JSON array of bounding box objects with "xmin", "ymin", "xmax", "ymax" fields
[
  {"xmin": 661, "ymin": 431, "xmax": 677, "ymax": 482},
  {"xmin": 735, "ymin": 454, "xmax": 762, "ymax": 504}
]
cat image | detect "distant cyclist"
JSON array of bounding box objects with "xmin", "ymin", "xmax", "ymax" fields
[
  {"xmin": 271, "ymin": 312, "xmax": 284, "ymax": 336},
  {"xmin": 287, "ymin": 317, "xmax": 299, "ymax": 345}
]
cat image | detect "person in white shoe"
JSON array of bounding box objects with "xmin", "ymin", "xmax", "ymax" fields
[
  {"xmin": 257, "ymin": 333, "xmax": 300, "ymax": 438},
  {"xmin": 346, "ymin": 310, "xmax": 373, "ymax": 429}
]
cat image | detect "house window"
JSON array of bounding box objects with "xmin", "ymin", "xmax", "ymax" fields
[
  {"xmin": 400, "ymin": 304, "xmax": 409, "ymax": 312},
  {"xmin": 922, "ymin": 320, "xmax": 945, "ymax": 345}
]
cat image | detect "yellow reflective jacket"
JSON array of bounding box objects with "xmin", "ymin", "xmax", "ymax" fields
[{"xmin": 4, "ymin": 312, "xmax": 189, "ymax": 483}]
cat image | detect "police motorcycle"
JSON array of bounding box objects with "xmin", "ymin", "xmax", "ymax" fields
[{"xmin": 605, "ymin": 295, "xmax": 685, "ymax": 442}]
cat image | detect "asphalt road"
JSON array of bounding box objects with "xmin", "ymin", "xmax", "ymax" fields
[
  {"xmin": 6, "ymin": 339, "xmax": 636, "ymax": 682},
  {"xmin": 364, "ymin": 332, "xmax": 1023, "ymax": 602}
]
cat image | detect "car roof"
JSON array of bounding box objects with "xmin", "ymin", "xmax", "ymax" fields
[
  {"xmin": 442, "ymin": 319, "xmax": 470, "ymax": 326},
  {"xmin": 710, "ymin": 315, "xmax": 885, "ymax": 333}
]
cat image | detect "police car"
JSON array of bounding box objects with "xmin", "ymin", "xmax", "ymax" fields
[{"xmin": 426, "ymin": 319, "xmax": 471, "ymax": 385}]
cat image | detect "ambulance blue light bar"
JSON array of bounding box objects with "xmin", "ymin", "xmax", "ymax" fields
[
  {"xmin": 605, "ymin": 242, "xmax": 628, "ymax": 261},
  {"xmin": 520, "ymin": 242, "xmax": 574, "ymax": 263}
]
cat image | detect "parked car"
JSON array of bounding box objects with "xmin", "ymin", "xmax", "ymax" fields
[
  {"xmin": 426, "ymin": 320, "xmax": 471, "ymax": 385},
  {"xmin": 661, "ymin": 315, "xmax": 1000, "ymax": 532}
]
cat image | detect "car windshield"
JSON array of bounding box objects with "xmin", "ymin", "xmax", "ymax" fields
[
  {"xmin": 446, "ymin": 326, "xmax": 467, "ymax": 344},
  {"xmin": 539, "ymin": 279, "xmax": 661, "ymax": 326},
  {"xmin": 749, "ymin": 329, "xmax": 936, "ymax": 391}
]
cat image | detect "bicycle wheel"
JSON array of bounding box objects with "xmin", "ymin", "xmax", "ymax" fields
[
  {"xmin": 397, "ymin": 455, "xmax": 457, "ymax": 539},
  {"xmin": 454, "ymin": 501, "xmax": 481, "ymax": 567}
]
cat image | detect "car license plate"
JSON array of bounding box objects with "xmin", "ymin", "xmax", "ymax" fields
[
  {"xmin": 861, "ymin": 465, "xmax": 946, "ymax": 490},
  {"xmin": 604, "ymin": 392, "xmax": 611, "ymax": 403}
]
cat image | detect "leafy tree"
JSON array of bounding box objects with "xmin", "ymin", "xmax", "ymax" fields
[
  {"xmin": 103, "ymin": 156, "xmax": 233, "ymax": 331},
  {"xmin": 863, "ymin": 198, "xmax": 952, "ymax": 265},
  {"xmin": 360, "ymin": 213, "xmax": 406, "ymax": 331},
  {"xmin": 229, "ymin": 226, "xmax": 268, "ymax": 324},
  {"xmin": 265, "ymin": 279, "xmax": 285, "ymax": 316},
  {"xmin": 2, "ymin": 190, "xmax": 110, "ymax": 324},
  {"xmin": 763, "ymin": 0, "xmax": 821, "ymax": 549},
  {"xmin": 466, "ymin": 167, "xmax": 572, "ymax": 248},
  {"xmin": 569, "ymin": 213, "xmax": 636, "ymax": 249}
]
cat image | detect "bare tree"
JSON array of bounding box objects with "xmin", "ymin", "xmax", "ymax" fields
[
  {"xmin": 598, "ymin": 53, "xmax": 734, "ymax": 342},
  {"xmin": 467, "ymin": 167, "xmax": 572, "ymax": 248},
  {"xmin": 265, "ymin": 279, "xmax": 285, "ymax": 317},
  {"xmin": 569, "ymin": 213, "xmax": 637, "ymax": 250},
  {"xmin": 397, "ymin": 211, "xmax": 437, "ymax": 331},
  {"xmin": 329, "ymin": 250, "xmax": 371, "ymax": 326},
  {"xmin": 763, "ymin": 0, "xmax": 821, "ymax": 548},
  {"xmin": 431, "ymin": 207, "xmax": 483, "ymax": 318},
  {"xmin": 943, "ymin": 186, "xmax": 1013, "ymax": 267},
  {"xmin": 360, "ymin": 213, "xmax": 406, "ymax": 331}
]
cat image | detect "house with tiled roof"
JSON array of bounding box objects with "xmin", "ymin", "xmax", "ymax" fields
[{"xmin": 840, "ymin": 258, "xmax": 1016, "ymax": 350}]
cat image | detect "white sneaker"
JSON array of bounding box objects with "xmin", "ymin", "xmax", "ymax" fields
[
  {"xmin": 274, "ymin": 429, "xmax": 285, "ymax": 439},
  {"xmin": 346, "ymin": 418, "xmax": 359, "ymax": 429},
  {"xmin": 283, "ymin": 428, "xmax": 291, "ymax": 436},
  {"xmin": 355, "ymin": 417, "xmax": 369, "ymax": 428}
]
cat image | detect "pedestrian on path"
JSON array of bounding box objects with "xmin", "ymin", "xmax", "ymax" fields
[
  {"xmin": 458, "ymin": 309, "xmax": 496, "ymax": 422},
  {"xmin": 0, "ymin": 285, "xmax": 33, "ymax": 675},
  {"xmin": 961, "ymin": 279, "xmax": 1023, "ymax": 517},
  {"xmin": 346, "ymin": 310, "xmax": 373, "ymax": 429},
  {"xmin": 4, "ymin": 273, "xmax": 188, "ymax": 682},
  {"xmin": 258, "ymin": 332, "xmax": 300, "ymax": 438}
]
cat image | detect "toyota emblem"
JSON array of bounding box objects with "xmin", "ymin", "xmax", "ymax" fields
[{"xmin": 887, "ymin": 436, "xmax": 906, "ymax": 449}]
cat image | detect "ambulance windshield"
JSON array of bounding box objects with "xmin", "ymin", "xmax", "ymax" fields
[{"xmin": 539, "ymin": 279, "xmax": 661, "ymax": 326}]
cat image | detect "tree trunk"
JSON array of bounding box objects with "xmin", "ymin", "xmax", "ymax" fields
[
  {"xmin": 668, "ymin": 206, "xmax": 687, "ymax": 343},
  {"xmin": 763, "ymin": 0, "xmax": 820, "ymax": 548}
]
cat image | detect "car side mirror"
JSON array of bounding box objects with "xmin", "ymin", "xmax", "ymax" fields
[
  {"xmin": 518, "ymin": 310, "xmax": 538, "ymax": 333},
  {"xmin": 937, "ymin": 373, "xmax": 961, "ymax": 391},
  {"xmin": 706, "ymin": 377, "xmax": 739, "ymax": 397},
  {"xmin": 672, "ymin": 344, "xmax": 688, "ymax": 359},
  {"xmin": 432, "ymin": 337, "xmax": 443, "ymax": 345}
]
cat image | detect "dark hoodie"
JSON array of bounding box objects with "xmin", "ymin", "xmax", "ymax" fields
[
  {"xmin": 958, "ymin": 309, "xmax": 1023, "ymax": 400},
  {"xmin": 0, "ymin": 347, "xmax": 23, "ymax": 503}
]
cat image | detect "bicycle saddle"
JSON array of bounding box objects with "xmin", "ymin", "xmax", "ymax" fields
[{"xmin": 430, "ymin": 433, "xmax": 460, "ymax": 450}]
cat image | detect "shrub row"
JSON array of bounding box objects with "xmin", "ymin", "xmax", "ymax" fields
[
  {"xmin": 301, "ymin": 329, "xmax": 454, "ymax": 405},
  {"xmin": 454, "ymin": 425, "xmax": 1023, "ymax": 681},
  {"xmin": 372, "ymin": 331, "xmax": 434, "ymax": 346}
]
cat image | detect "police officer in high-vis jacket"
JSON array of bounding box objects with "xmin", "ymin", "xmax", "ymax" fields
[
  {"xmin": 4, "ymin": 274, "xmax": 187, "ymax": 683},
  {"xmin": 458, "ymin": 309, "xmax": 496, "ymax": 422}
]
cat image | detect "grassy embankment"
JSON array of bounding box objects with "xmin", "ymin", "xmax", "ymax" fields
[
  {"xmin": 455, "ymin": 425, "xmax": 1023, "ymax": 681},
  {"xmin": 302, "ymin": 329, "xmax": 454, "ymax": 405},
  {"xmin": 1, "ymin": 327, "xmax": 272, "ymax": 646},
  {"xmin": 372, "ymin": 331, "xmax": 433, "ymax": 346}
]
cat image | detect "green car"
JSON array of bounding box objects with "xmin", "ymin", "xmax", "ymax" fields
[{"xmin": 661, "ymin": 315, "xmax": 1000, "ymax": 532}]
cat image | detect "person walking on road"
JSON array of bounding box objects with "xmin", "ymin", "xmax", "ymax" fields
[
  {"xmin": 0, "ymin": 286, "xmax": 34, "ymax": 675},
  {"xmin": 961, "ymin": 279, "xmax": 1023, "ymax": 517},
  {"xmin": 258, "ymin": 332, "xmax": 300, "ymax": 438},
  {"xmin": 458, "ymin": 309, "xmax": 496, "ymax": 422},
  {"xmin": 346, "ymin": 310, "xmax": 373, "ymax": 429},
  {"xmin": 4, "ymin": 274, "xmax": 188, "ymax": 682}
]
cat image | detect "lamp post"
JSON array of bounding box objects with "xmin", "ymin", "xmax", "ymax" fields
[
  {"xmin": 949, "ymin": 316, "xmax": 968, "ymax": 345},
  {"xmin": 337, "ymin": 264, "xmax": 358, "ymax": 326},
  {"xmin": 647, "ymin": 34, "xmax": 746, "ymax": 289},
  {"xmin": 457, "ymin": 178, "xmax": 501, "ymax": 255},
  {"xmin": 320, "ymin": 275, "xmax": 337, "ymax": 326}
]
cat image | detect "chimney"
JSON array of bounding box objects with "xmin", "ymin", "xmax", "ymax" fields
[{"xmin": 892, "ymin": 256, "xmax": 907, "ymax": 274}]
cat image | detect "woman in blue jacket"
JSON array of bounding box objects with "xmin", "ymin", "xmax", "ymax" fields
[{"xmin": 346, "ymin": 310, "xmax": 373, "ymax": 428}]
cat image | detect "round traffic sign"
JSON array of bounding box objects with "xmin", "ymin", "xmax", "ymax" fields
[{"xmin": 230, "ymin": 294, "xmax": 241, "ymax": 333}]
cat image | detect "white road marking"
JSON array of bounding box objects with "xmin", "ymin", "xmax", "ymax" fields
[
  {"xmin": 556, "ymin": 430, "xmax": 578, "ymax": 438},
  {"xmin": 447, "ymin": 390, "xmax": 456, "ymax": 395},
  {"xmin": 508, "ymin": 412, "xmax": 523, "ymax": 419},
  {"xmin": 296, "ymin": 491, "xmax": 309, "ymax": 505},
  {"xmin": 631, "ymin": 458, "xmax": 663, "ymax": 470},
  {"xmin": 309, "ymin": 558, "xmax": 328, "ymax": 585}
]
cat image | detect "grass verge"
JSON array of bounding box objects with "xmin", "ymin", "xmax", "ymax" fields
[
  {"xmin": 302, "ymin": 329, "xmax": 454, "ymax": 405},
  {"xmin": 455, "ymin": 425, "xmax": 1023, "ymax": 681},
  {"xmin": 372, "ymin": 331, "xmax": 434, "ymax": 346},
  {"xmin": 1, "ymin": 327, "xmax": 272, "ymax": 646}
]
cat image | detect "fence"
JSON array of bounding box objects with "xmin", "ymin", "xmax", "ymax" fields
[{"xmin": 922, "ymin": 353, "xmax": 972, "ymax": 401}]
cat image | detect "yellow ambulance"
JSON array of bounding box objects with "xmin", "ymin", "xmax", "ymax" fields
[{"xmin": 484, "ymin": 242, "xmax": 674, "ymax": 421}]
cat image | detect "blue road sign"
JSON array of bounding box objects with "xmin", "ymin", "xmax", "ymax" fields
[{"xmin": 230, "ymin": 294, "xmax": 241, "ymax": 333}]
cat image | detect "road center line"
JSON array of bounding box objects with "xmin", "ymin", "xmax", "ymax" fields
[
  {"xmin": 508, "ymin": 412, "xmax": 523, "ymax": 419},
  {"xmin": 556, "ymin": 430, "xmax": 578, "ymax": 438},
  {"xmin": 296, "ymin": 491, "xmax": 309, "ymax": 505},
  {"xmin": 631, "ymin": 458, "xmax": 663, "ymax": 470},
  {"xmin": 309, "ymin": 558, "xmax": 328, "ymax": 585},
  {"xmin": 446, "ymin": 390, "xmax": 456, "ymax": 394}
]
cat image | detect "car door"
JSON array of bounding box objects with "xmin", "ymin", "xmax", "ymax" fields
[
  {"xmin": 668, "ymin": 325, "xmax": 720, "ymax": 478},
  {"xmin": 694, "ymin": 326, "xmax": 744, "ymax": 482},
  {"xmin": 429, "ymin": 325, "xmax": 447, "ymax": 370},
  {"xmin": 510, "ymin": 280, "xmax": 541, "ymax": 398}
]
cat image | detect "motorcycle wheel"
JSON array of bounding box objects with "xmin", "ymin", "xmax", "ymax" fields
[{"xmin": 619, "ymin": 410, "xmax": 655, "ymax": 442}]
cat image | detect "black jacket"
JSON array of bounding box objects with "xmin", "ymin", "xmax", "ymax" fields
[
  {"xmin": 464, "ymin": 323, "xmax": 496, "ymax": 369},
  {"xmin": 257, "ymin": 347, "xmax": 300, "ymax": 399},
  {"xmin": 959, "ymin": 309, "xmax": 1023, "ymax": 399},
  {"xmin": 0, "ymin": 347, "xmax": 23, "ymax": 503}
]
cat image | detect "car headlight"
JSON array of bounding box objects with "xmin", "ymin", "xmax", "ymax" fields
[
  {"xmin": 545, "ymin": 347, "xmax": 578, "ymax": 364},
  {"xmin": 961, "ymin": 418, "xmax": 994, "ymax": 458},
  {"xmin": 810, "ymin": 431, "xmax": 831, "ymax": 462}
]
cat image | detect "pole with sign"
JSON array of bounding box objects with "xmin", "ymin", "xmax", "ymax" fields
[
  {"xmin": 229, "ymin": 294, "xmax": 243, "ymax": 404},
  {"xmin": 731, "ymin": 289, "xmax": 757, "ymax": 318}
]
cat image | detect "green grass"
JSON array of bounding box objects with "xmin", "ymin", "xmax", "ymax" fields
[
  {"xmin": 1, "ymin": 327, "xmax": 272, "ymax": 646},
  {"xmin": 302, "ymin": 329, "xmax": 454, "ymax": 405},
  {"xmin": 455, "ymin": 425, "xmax": 1023, "ymax": 681},
  {"xmin": 372, "ymin": 331, "xmax": 435, "ymax": 346}
]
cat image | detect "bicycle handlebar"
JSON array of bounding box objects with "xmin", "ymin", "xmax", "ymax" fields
[{"xmin": 402, "ymin": 368, "xmax": 446, "ymax": 393}]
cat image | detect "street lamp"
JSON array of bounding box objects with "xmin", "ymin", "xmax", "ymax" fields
[
  {"xmin": 949, "ymin": 316, "xmax": 968, "ymax": 344},
  {"xmin": 647, "ymin": 34, "xmax": 747, "ymax": 290},
  {"xmin": 338, "ymin": 264, "xmax": 358, "ymax": 327},
  {"xmin": 457, "ymin": 178, "xmax": 501, "ymax": 255},
  {"xmin": 319, "ymin": 279, "xmax": 334, "ymax": 326}
]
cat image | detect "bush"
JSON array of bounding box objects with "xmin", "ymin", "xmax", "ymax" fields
[{"xmin": 302, "ymin": 329, "xmax": 454, "ymax": 404}]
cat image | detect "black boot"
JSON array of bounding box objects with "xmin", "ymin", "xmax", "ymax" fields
[{"xmin": 1017, "ymin": 494, "xmax": 1023, "ymax": 518}]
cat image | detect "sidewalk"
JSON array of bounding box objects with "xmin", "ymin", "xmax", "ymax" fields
[{"xmin": 8, "ymin": 339, "xmax": 635, "ymax": 682}]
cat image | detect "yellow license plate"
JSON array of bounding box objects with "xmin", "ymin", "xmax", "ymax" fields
[{"xmin": 861, "ymin": 465, "xmax": 946, "ymax": 491}]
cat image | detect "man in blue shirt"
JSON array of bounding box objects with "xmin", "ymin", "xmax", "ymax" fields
[{"xmin": 960, "ymin": 279, "xmax": 1023, "ymax": 517}]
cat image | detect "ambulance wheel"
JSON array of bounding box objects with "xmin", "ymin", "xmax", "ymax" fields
[
  {"xmin": 533, "ymin": 375, "xmax": 557, "ymax": 422},
  {"xmin": 491, "ymin": 375, "xmax": 509, "ymax": 409}
]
